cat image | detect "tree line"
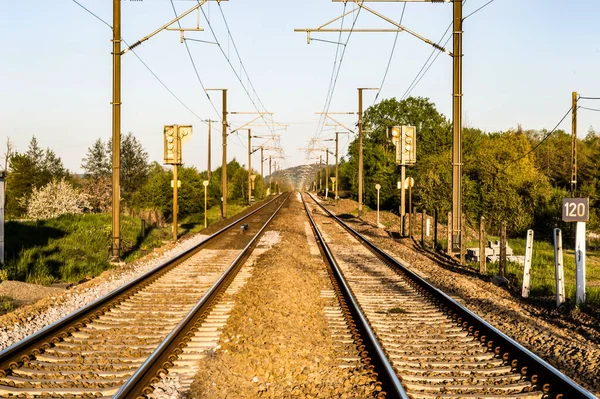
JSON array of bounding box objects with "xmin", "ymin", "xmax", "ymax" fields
[
  {"xmin": 333, "ymin": 96, "xmax": 599, "ymax": 240},
  {"xmin": 3, "ymin": 134, "xmax": 266, "ymax": 225}
]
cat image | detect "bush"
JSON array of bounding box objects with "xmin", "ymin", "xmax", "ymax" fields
[{"xmin": 26, "ymin": 178, "xmax": 89, "ymax": 220}]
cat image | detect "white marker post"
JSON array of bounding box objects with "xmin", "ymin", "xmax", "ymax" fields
[
  {"xmin": 562, "ymin": 198, "xmax": 589, "ymax": 305},
  {"xmin": 553, "ymin": 228, "xmax": 566, "ymax": 307},
  {"xmin": 575, "ymin": 221, "xmax": 586, "ymax": 305},
  {"xmin": 521, "ymin": 229, "xmax": 534, "ymax": 298}
]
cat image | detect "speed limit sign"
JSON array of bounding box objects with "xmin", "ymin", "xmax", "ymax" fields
[{"xmin": 562, "ymin": 198, "xmax": 589, "ymax": 222}]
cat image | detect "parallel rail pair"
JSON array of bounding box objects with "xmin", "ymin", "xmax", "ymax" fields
[
  {"xmin": 0, "ymin": 193, "xmax": 289, "ymax": 398},
  {"xmin": 302, "ymin": 192, "xmax": 595, "ymax": 399}
]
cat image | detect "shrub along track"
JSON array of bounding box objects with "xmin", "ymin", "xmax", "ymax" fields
[
  {"xmin": 303, "ymin": 193, "xmax": 596, "ymax": 399},
  {"xmin": 0, "ymin": 194, "xmax": 289, "ymax": 398}
]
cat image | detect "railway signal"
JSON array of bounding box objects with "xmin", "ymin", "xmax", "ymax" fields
[
  {"xmin": 389, "ymin": 126, "xmax": 416, "ymax": 236},
  {"xmin": 164, "ymin": 124, "xmax": 192, "ymax": 241}
]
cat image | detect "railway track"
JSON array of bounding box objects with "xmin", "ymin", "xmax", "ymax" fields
[
  {"xmin": 0, "ymin": 193, "xmax": 289, "ymax": 398},
  {"xmin": 302, "ymin": 192, "xmax": 596, "ymax": 399}
]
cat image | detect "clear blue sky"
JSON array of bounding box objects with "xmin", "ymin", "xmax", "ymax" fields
[{"xmin": 1, "ymin": 0, "xmax": 599, "ymax": 174}]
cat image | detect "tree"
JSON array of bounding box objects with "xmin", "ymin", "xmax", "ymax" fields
[
  {"xmin": 26, "ymin": 178, "xmax": 89, "ymax": 220},
  {"xmin": 5, "ymin": 137, "xmax": 68, "ymax": 218},
  {"xmin": 120, "ymin": 133, "xmax": 149, "ymax": 201},
  {"xmin": 81, "ymin": 138, "xmax": 111, "ymax": 179}
]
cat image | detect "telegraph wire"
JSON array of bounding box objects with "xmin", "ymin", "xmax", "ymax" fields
[
  {"xmin": 70, "ymin": 0, "xmax": 208, "ymax": 123},
  {"xmin": 373, "ymin": 3, "xmax": 407, "ymax": 105},
  {"xmin": 579, "ymin": 96, "xmax": 600, "ymax": 101}
]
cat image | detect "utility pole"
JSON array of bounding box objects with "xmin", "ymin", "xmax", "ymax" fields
[
  {"xmin": 319, "ymin": 155, "xmax": 323, "ymax": 191},
  {"xmin": 221, "ymin": 90, "xmax": 228, "ymax": 218},
  {"xmin": 269, "ymin": 156, "xmax": 273, "ymax": 194},
  {"xmin": 325, "ymin": 149, "xmax": 330, "ymax": 197},
  {"xmin": 451, "ymin": 0, "xmax": 463, "ymax": 254},
  {"xmin": 571, "ymin": 91, "xmax": 578, "ymax": 197},
  {"xmin": 111, "ymin": 0, "xmax": 122, "ymax": 260},
  {"xmin": 207, "ymin": 120, "xmax": 212, "ymax": 180},
  {"xmin": 247, "ymin": 129, "xmax": 252, "ymax": 204},
  {"xmin": 358, "ymin": 88, "xmax": 378, "ymax": 216}
]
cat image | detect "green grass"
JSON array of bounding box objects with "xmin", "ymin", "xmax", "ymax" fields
[
  {"xmin": 0, "ymin": 296, "xmax": 17, "ymax": 316},
  {"xmin": 462, "ymin": 236, "xmax": 600, "ymax": 308},
  {"xmin": 0, "ymin": 204, "xmax": 248, "ymax": 286}
]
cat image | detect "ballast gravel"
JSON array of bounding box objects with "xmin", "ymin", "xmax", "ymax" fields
[
  {"xmin": 0, "ymin": 233, "xmax": 208, "ymax": 352},
  {"xmin": 188, "ymin": 198, "xmax": 377, "ymax": 399},
  {"xmin": 321, "ymin": 199, "xmax": 600, "ymax": 397}
]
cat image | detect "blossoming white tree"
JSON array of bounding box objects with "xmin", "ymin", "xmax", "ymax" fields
[{"xmin": 26, "ymin": 178, "xmax": 90, "ymax": 220}]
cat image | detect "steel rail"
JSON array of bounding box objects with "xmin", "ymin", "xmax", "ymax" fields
[
  {"xmin": 302, "ymin": 194, "xmax": 409, "ymax": 399},
  {"xmin": 114, "ymin": 192, "xmax": 290, "ymax": 398},
  {"xmin": 0, "ymin": 194, "xmax": 284, "ymax": 375},
  {"xmin": 307, "ymin": 193, "xmax": 596, "ymax": 399}
]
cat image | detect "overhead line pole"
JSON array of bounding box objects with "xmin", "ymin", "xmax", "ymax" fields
[
  {"xmin": 358, "ymin": 88, "xmax": 378, "ymax": 217},
  {"xmin": 571, "ymin": 91, "xmax": 578, "ymax": 197},
  {"xmin": 111, "ymin": 0, "xmax": 122, "ymax": 260},
  {"xmin": 207, "ymin": 120, "xmax": 212, "ymax": 180},
  {"xmin": 451, "ymin": 0, "xmax": 463, "ymax": 253}
]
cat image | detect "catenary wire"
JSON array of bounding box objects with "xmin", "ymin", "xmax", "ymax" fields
[
  {"xmin": 70, "ymin": 0, "xmax": 208, "ymax": 123},
  {"xmin": 463, "ymin": 0, "xmax": 496, "ymax": 20},
  {"xmin": 579, "ymin": 106, "xmax": 600, "ymax": 112},
  {"xmin": 373, "ymin": 3, "xmax": 407, "ymax": 105},
  {"xmin": 169, "ymin": 0, "xmax": 223, "ymax": 121},
  {"xmin": 498, "ymin": 106, "xmax": 573, "ymax": 173}
]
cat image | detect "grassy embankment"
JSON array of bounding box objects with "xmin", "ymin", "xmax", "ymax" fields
[
  {"xmin": 0, "ymin": 204, "xmax": 246, "ymax": 286},
  {"xmin": 459, "ymin": 236, "xmax": 600, "ymax": 308}
]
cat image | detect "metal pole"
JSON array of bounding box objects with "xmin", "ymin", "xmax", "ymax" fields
[
  {"xmin": 207, "ymin": 120, "xmax": 212, "ymax": 181},
  {"xmin": 447, "ymin": 212, "xmax": 452, "ymax": 255},
  {"xmin": 325, "ymin": 149, "xmax": 330, "ymax": 198},
  {"xmin": 571, "ymin": 91, "xmax": 578, "ymax": 197},
  {"xmin": 172, "ymin": 164, "xmax": 178, "ymax": 241},
  {"xmin": 335, "ymin": 132, "xmax": 339, "ymax": 199},
  {"xmin": 222, "ymin": 90, "xmax": 228, "ymax": 219},
  {"xmin": 269, "ymin": 156, "xmax": 272, "ymax": 194},
  {"xmin": 260, "ymin": 147, "xmax": 264, "ymax": 198},
  {"xmin": 247, "ymin": 129, "xmax": 252, "ymax": 204},
  {"xmin": 401, "ymin": 165, "xmax": 406, "ymax": 236},
  {"xmin": 408, "ymin": 185, "xmax": 413, "ymax": 238},
  {"xmin": 358, "ymin": 88, "xmax": 364, "ymax": 216},
  {"xmin": 451, "ymin": 0, "xmax": 463, "ymax": 254},
  {"xmin": 319, "ymin": 155, "xmax": 323, "ymax": 191},
  {"xmin": 376, "ymin": 188, "xmax": 380, "ymax": 226},
  {"xmin": 204, "ymin": 184, "xmax": 207, "ymax": 228},
  {"xmin": 111, "ymin": 0, "xmax": 122, "ymax": 260}
]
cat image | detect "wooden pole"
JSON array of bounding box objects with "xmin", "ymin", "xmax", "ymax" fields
[
  {"xmin": 447, "ymin": 212, "xmax": 452, "ymax": 255},
  {"xmin": 479, "ymin": 216, "xmax": 486, "ymax": 274}
]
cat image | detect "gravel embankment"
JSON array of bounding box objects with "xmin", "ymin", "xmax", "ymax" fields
[
  {"xmin": 188, "ymin": 194, "xmax": 377, "ymax": 399},
  {"xmin": 322, "ymin": 199, "xmax": 600, "ymax": 396}
]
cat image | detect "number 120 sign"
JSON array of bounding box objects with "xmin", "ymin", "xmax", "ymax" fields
[{"xmin": 562, "ymin": 198, "xmax": 589, "ymax": 222}]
